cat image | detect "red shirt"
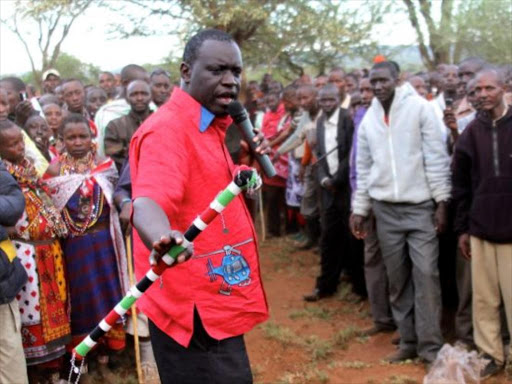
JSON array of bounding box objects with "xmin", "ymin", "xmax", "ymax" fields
[{"xmin": 129, "ymin": 88, "xmax": 268, "ymax": 347}]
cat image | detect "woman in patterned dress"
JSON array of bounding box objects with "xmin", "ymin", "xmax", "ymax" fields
[
  {"xmin": 0, "ymin": 120, "xmax": 70, "ymax": 383},
  {"xmin": 46, "ymin": 113, "xmax": 129, "ymax": 381}
]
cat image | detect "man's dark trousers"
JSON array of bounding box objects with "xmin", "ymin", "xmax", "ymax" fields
[{"xmin": 149, "ymin": 310, "xmax": 252, "ymax": 384}]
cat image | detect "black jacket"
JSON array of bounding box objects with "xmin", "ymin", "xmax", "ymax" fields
[
  {"xmin": 315, "ymin": 107, "xmax": 354, "ymax": 211},
  {"xmin": 452, "ymin": 106, "xmax": 512, "ymax": 243},
  {"xmin": 0, "ymin": 162, "xmax": 27, "ymax": 304}
]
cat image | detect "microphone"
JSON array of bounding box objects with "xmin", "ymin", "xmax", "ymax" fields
[{"xmin": 227, "ymin": 101, "xmax": 276, "ymax": 178}]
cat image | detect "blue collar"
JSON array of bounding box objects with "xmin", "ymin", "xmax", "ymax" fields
[{"xmin": 199, "ymin": 106, "xmax": 215, "ymax": 133}]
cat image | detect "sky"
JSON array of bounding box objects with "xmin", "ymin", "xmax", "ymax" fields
[{"xmin": 0, "ymin": 0, "xmax": 418, "ymax": 77}]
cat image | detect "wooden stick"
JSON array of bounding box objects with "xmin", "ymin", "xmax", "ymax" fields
[
  {"xmin": 258, "ymin": 189, "xmax": 266, "ymax": 242},
  {"xmin": 126, "ymin": 234, "xmax": 144, "ymax": 384}
]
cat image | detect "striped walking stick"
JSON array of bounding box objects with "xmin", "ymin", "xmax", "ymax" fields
[{"xmin": 68, "ymin": 166, "xmax": 261, "ymax": 381}]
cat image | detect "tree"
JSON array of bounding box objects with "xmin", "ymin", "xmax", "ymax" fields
[
  {"xmin": 20, "ymin": 52, "xmax": 101, "ymax": 88},
  {"xmin": 109, "ymin": 0, "xmax": 384, "ymax": 77},
  {"xmin": 1, "ymin": 0, "xmax": 96, "ymax": 88},
  {"xmin": 401, "ymin": 0, "xmax": 512, "ymax": 69}
]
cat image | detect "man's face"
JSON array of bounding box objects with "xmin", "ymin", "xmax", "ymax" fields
[
  {"xmin": 314, "ymin": 75, "xmax": 328, "ymax": 90},
  {"xmin": 0, "ymin": 82, "xmax": 18, "ymax": 115},
  {"xmin": 466, "ymin": 82, "xmax": 480, "ymax": 110},
  {"xmin": 265, "ymin": 94, "xmax": 280, "ymax": 112},
  {"xmin": 359, "ymin": 78, "xmax": 373, "ymax": 107},
  {"xmin": 443, "ymin": 65, "xmax": 459, "ymax": 93},
  {"xmin": 25, "ymin": 116, "xmax": 52, "ymax": 150},
  {"xmin": 408, "ymin": 77, "xmax": 428, "ymax": 99},
  {"xmin": 282, "ymin": 91, "xmax": 299, "ymax": 113},
  {"xmin": 0, "ymin": 90, "xmax": 9, "ymax": 120},
  {"xmin": 63, "ymin": 122, "xmax": 92, "ymax": 159},
  {"xmin": 99, "ymin": 73, "xmax": 115, "ymax": 96},
  {"xmin": 127, "ymin": 82, "xmax": 152, "ymax": 113},
  {"xmin": 43, "ymin": 74, "xmax": 60, "ymax": 94},
  {"xmin": 42, "ymin": 103, "xmax": 63, "ymax": 136},
  {"xmin": 318, "ymin": 88, "xmax": 340, "ymax": 117},
  {"xmin": 151, "ymin": 74, "xmax": 172, "ymax": 106},
  {"xmin": 474, "ymin": 72, "xmax": 504, "ymax": 113},
  {"xmin": 0, "ymin": 126, "xmax": 25, "ymax": 163},
  {"xmin": 370, "ymin": 68, "xmax": 397, "ymax": 105},
  {"xmin": 181, "ymin": 40, "xmax": 242, "ymax": 116},
  {"xmin": 62, "ymin": 81, "xmax": 85, "ymax": 113},
  {"xmin": 86, "ymin": 89, "xmax": 107, "ymax": 118},
  {"xmin": 328, "ymin": 71, "xmax": 346, "ymax": 99},
  {"xmin": 345, "ymin": 76, "xmax": 358, "ymax": 94},
  {"xmin": 458, "ymin": 62, "xmax": 479, "ymax": 88},
  {"xmin": 297, "ymin": 88, "xmax": 317, "ymax": 114}
]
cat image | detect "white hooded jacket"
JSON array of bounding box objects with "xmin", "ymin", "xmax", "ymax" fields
[{"xmin": 352, "ymin": 82, "xmax": 451, "ymax": 216}]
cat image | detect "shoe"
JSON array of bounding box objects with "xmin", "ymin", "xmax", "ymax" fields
[
  {"xmin": 303, "ymin": 289, "xmax": 333, "ymax": 302},
  {"xmin": 383, "ymin": 349, "xmax": 418, "ymax": 363},
  {"xmin": 391, "ymin": 336, "xmax": 400, "ymax": 345},
  {"xmin": 361, "ymin": 326, "xmax": 396, "ymax": 337},
  {"xmin": 480, "ymin": 355, "xmax": 504, "ymax": 380}
]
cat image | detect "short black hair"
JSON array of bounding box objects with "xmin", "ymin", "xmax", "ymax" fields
[
  {"xmin": 458, "ymin": 56, "xmax": 487, "ymax": 70},
  {"xmin": 475, "ymin": 67, "xmax": 506, "ymax": 86},
  {"xmin": 371, "ymin": 61, "xmax": 400, "ymax": 79},
  {"xmin": 100, "ymin": 71, "xmax": 114, "ymax": 78},
  {"xmin": 62, "ymin": 113, "xmax": 91, "ymax": 134},
  {"xmin": 183, "ymin": 29, "xmax": 235, "ymax": 66},
  {"xmin": 0, "ymin": 119, "xmax": 16, "ymax": 132},
  {"xmin": 61, "ymin": 78, "xmax": 84, "ymax": 87},
  {"xmin": 120, "ymin": 64, "xmax": 147, "ymax": 82},
  {"xmin": 0, "ymin": 76, "xmax": 26, "ymax": 92},
  {"xmin": 150, "ymin": 68, "xmax": 170, "ymax": 80}
]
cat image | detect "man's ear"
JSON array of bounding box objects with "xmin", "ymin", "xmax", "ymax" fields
[{"xmin": 180, "ymin": 62, "xmax": 192, "ymax": 85}]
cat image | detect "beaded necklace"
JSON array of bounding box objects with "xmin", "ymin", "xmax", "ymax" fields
[
  {"xmin": 60, "ymin": 151, "xmax": 105, "ymax": 236},
  {"xmin": 3, "ymin": 158, "xmax": 68, "ymax": 238}
]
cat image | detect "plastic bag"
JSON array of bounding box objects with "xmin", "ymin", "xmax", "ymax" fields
[{"xmin": 423, "ymin": 343, "xmax": 488, "ymax": 384}]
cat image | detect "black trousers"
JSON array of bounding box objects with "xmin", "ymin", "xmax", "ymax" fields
[
  {"xmin": 263, "ymin": 184, "xmax": 286, "ymax": 236},
  {"xmin": 149, "ymin": 311, "xmax": 252, "ymax": 384},
  {"xmin": 316, "ymin": 202, "xmax": 351, "ymax": 294}
]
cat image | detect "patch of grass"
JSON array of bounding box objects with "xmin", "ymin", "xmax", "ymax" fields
[
  {"xmin": 335, "ymin": 282, "xmax": 352, "ymax": 301},
  {"xmin": 386, "ymin": 375, "xmax": 419, "ymax": 384},
  {"xmin": 341, "ymin": 360, "xmax": 373, "ymax": 369},
  {"xmin": 260, "ymin": 322, "xmax": 298, "ymax": 345},
  {"xmin": 289, "ymin": 306, "xmax": 333, "ymax": 321},
  {"xmin": 277, "ymin": 365, "xmax": 329, "ymax": 384},
  {"xmin": 356, "ymin": 335, "xmax": 369, "ymax": 344},
  {"xmin": 304, "ymin": 335, "xmax": 332, "ymax": 361},
  {"xmin": 380, "ymin": 358, "xmax": 417, "ymax": 366},
  {"xmin": 333, "ymin": 325, "xmax": 363, "ymax": 349},
  {"xmin": 357, "ymin": 308, "xmax": 371, "ymax": 319}
]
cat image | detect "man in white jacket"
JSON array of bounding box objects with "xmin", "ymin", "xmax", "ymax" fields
[{"xmin": 350, "ymin": 61, "xmax": 451, "ymax": 364}]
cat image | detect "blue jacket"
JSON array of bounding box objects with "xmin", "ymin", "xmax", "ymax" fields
[{"xmin": 0, "ymin": 162, "xmax": 27, "ymax": 304}]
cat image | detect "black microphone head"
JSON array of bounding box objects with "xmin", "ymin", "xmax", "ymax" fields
[{"xmin": 227, "ymin": 101, "xmax": 247, "ymax": 124}]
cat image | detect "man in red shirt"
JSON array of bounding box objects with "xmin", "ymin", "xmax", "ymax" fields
[{"xmin": 130, "ymin": 29, "xmax": 269, "ymax": 383}]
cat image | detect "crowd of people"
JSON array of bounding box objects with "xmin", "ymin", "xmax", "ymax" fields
[{"xmin": 0, "ymin": 27, "xmax": 511, "ymax": 384}]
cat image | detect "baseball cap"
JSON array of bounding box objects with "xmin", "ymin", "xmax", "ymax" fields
[{"xmin": 42, "ymin": 69, "xmax": 61, "ymax": 81}]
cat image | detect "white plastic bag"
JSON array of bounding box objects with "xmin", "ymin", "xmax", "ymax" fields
[{"xmin": 423, "ymin": 343, "xmax": 488, "ymax": 384}]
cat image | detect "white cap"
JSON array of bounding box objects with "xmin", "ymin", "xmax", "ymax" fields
[{"xmin": 42, "ymin": 69, "xmax": 61, "ymax": 81}]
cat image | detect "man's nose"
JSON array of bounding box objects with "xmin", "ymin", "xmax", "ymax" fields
[{"xmin": 221, "ymin": 71, "xmax": 236, "ymax": 86}]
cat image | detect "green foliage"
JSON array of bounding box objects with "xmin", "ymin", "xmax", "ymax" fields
[
  {"xmin": 109, "ymin": 0, "xmax": 385, "ymax": 77},
  {"xmin": 400, "ymin": 0, "xmax": 512, "ymax": 67},
  {"xmin": 1, "ymin": 0, "xmax": 96, "ymax": 88}
]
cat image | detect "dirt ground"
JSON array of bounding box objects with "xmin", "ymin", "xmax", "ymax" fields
[
  {"xmin": 245, "ymin": 236, "xmax": 511, "ymax": 384},
  {"xmin": 79, "ymin": 235, "xmax": 511, "ymax": 384}
]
